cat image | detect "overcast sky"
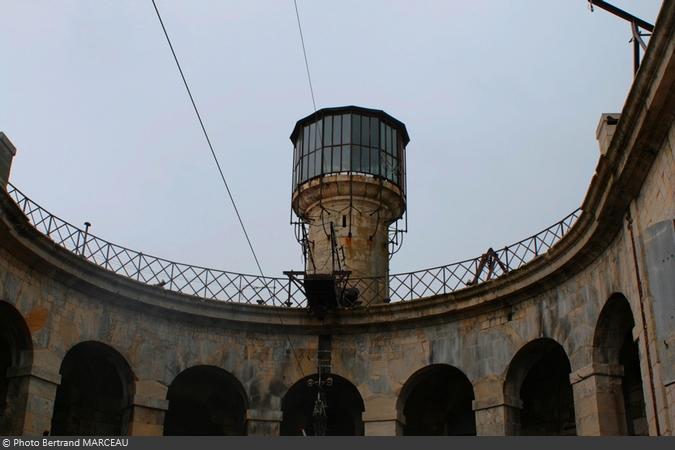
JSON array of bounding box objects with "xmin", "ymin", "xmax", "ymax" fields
[{"xmin": 1, "ymin": 0, "xmax": 664, "ymax": 278}]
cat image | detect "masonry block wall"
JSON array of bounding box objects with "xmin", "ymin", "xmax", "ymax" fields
[{"xmin": 0, "ymin": 0, "xmax": 673, "ymax": 438}]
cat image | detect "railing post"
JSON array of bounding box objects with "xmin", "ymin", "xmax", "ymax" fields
[
  {"xmin": 533, "ymin": 237, "xmax": 539, "ymax": 256},
  {"xmin": 441, "ymin": 266, "xmax": 447, "ymax": 295},
  {"xmin": 286, "ymin": 278, "xmax": 292, "ymax": 307},
  {"xmin": 504, "ymin": 246, "xmax": 510, "ymax": 271},
  {"xmin": 47, "ymin": 216, "xmax": 54, "ymax": 236},
  {"xmin": 81, "ymin": 221, "xmax": 91, "ymax": 258},
  {"xmin": 203, "ymin": 271, "xmax": 209, "ymax": 299},
  {"xmin": 169, "ymin": 264, "xmax": 175, "ymax": 291},
  {"xmin": 136, "ymin": 252, "xmax": 142, "ymax": 281}
]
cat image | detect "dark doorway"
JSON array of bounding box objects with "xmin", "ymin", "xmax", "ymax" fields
[
  {"xmin": 400, "ymin": 364, "xmax": 476, "ymax": 435},
  {"xmin": 505, "ymin": 338, "xmax": 576, "ymax": 435},
  {"xmin": 281, "ymin": 374, "xmax": 364, "ymax": 436},
  {"xmin": 594, "ymin": 294, "xmax": 647, "ymax": 435},
  {"xmin": 51, "ymin": 341, "xmax": 134, "ymax": 435},
  {"xmin": 0, "ymin": 302, "xmax": 32, "ymax": 435},
  {"xmin": 163, "ymin": 366, "xmax": 246, "ymax": 435},
  {"xmin": 0, "ymin": 341, "xmax": 9, "ymax": 428}
]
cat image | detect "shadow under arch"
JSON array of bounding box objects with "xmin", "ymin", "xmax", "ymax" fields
[
  {"xmin": 163, "ymin": 365, "xmax": 247, "ymax": 436},
  {"xmin": 397, "ymin": 364, "xmax": 476, "ymax": 435},
  {"xmin": 0, "ymin": 301, "xmax": 33, "ymax": 435},
  {"xmin": 51, "ymin": 341, "xmax": 135, "ymax": 436},
  {"xmin": 592, "ymin": 293, "xmax": 647, "ymax": 435},
  {"xmin": 504, "ymin": 338, "xmax": 576, "ymax": 435},
  {"xmin": 281, "ymin": 373, "xmax": 364, "ymax": 436}
]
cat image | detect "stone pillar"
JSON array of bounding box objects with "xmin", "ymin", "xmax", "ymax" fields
[
  {"xmin": 1, "ymin": 350, "xmax": 61, "ymax": 436},
  {"xmin": 0, "ymin": 132, "xmax": 17, "ymax": 188},
  {"xmin": 246, "ymin": 409, "xmax": 282, "ymax": 436},
  {"xmin": 128, "ymin": 380, "xmax": 168, "ymax": 436},
  {"xmin": 363, "ymin": 411, "xmax": 404, "ymax": 436},
  {"xmin": 361, "ymin": 395, "xmax": 403, "ymax": 436},
  {"xmin": 666, "ymin": 382, "xmax": 675, "ymax": 436},
  {"xmin": 570, "ymin": 363, "xmax": 626, "ymax": 435},
  {"xmin": 472, "ymin": 396, "xmax": 522, "ymax": 436},
  {"xmin": 642, "ymin": 219, "xmax": 675, "ymax": 435}
]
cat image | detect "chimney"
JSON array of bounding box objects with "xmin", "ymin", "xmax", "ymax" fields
[
  {"xmin": 595, "ymin": 113, "xmax": 620, "ymax": 156},
  {"xmin": 0, "ymin": 133, "xmax": 17, "ymax": 189}
]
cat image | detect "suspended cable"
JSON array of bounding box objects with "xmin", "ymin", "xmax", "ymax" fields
[
  {"xmin": 150, "ymin": 0, "xmax": 264, "ymax": 277},
  {"xmin": 293, "ymin": 0, "xmax": 318, "ymax": 111},
  {"xmin": 150, "ymin": 0, "xmax": 306, "ymax": 380}
]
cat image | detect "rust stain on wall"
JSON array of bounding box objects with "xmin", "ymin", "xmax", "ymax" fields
[{"xmin": 25, "ymin": 306, "xmax": 49, "ymax": 332}]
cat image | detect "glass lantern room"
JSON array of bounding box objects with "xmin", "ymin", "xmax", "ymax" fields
[{"xmin": 290, "ymin": 106, "xmax": 410, "ymax": 195}]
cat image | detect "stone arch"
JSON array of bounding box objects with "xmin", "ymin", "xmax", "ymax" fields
[
  {"xmin": 0, "ymin": 302, "xmax": 33, "ymax": 434},
  {"xmin": 281, "ymin": 373, "xmax": 364, "ymax": 436},
  {"xmin": 51, "ymin": 341, "xmax": 135, "ymax": 436},
  {"xmin": 163, "ymin": 365, "xmax": 247, "ymax": 436},
  {"xmin": 504, "ymin": 338, "xmax": 576, "ymax": 435},
  {"xmin": 592, "ymin": 293, "xmax": 647, "ymax": 435},
  {"xmin": 397, "ymin": 364, "xmax": 475, "ymax": 435}
]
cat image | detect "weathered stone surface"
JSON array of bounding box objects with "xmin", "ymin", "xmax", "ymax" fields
[
  {"xmin": 246, "ymin": 409, "xmax": 282, "ymax": 436},
  {"xmin": 293, "ymin": 175, "xmax": 404, "ymax": 304},
  {"xmin": 0, "ymin": 1, "xmax": 673, "ymax": 437}
]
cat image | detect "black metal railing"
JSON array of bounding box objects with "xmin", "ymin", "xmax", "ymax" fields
[
  {"xmin": 347, "ymin": 208, "xmax": 581, "ymax": 305},
  {"xmin": 6, "ymin": 183, "xmax": 581, "ymax": 307}
]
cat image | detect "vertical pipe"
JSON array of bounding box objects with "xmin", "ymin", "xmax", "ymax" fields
[
  {"xmin": 633, "ymin": 29, "xmax": 641, "ymax": 75},
  {"xmin": 136, "ymin": 252, "xmax": 142, "ymax": 281}
]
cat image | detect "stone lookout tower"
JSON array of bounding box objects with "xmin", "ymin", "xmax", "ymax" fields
[{"xmin": 290, "ymin": 106, "xmax": 409, "ymax": 305}]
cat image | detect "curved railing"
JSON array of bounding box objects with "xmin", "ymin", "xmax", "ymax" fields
[
  {"xmin": 348, "ymin": 208, "xmax": 581, "ymax": 304},
  {"xmin": 6, "ymin": 183, "xmax": 581, "ymax": 307}
]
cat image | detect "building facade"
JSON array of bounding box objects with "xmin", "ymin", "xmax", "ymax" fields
[{"xmin": 0, "ymin": 2, "xmax": 673, "ymax": 437}]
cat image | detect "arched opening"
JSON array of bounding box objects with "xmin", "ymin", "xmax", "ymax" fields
[
  {"xmin": 593, "ymin": 294, "xmax": 647, "ymax": 435},
  {"xmin": 398, "ymin": 364, "xmax": 476, "ymax": 435},
  {"xmin": 505, "ymin": 338, "xmax": 576, "ymax": 435},
  {"xmin": 281, "ymin": 374, "xmax": 364, "ymax": 436},
  {"xmin": 0, "ymin": 302, "xmax": 32, "ymax": 435},
  {"xmin": 51, "ymin": 342, "xmax": 134, "ymax": 436},
  {"xmin": 163, "ymin": 365, "xmax": 246, "ymax": 436}
]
